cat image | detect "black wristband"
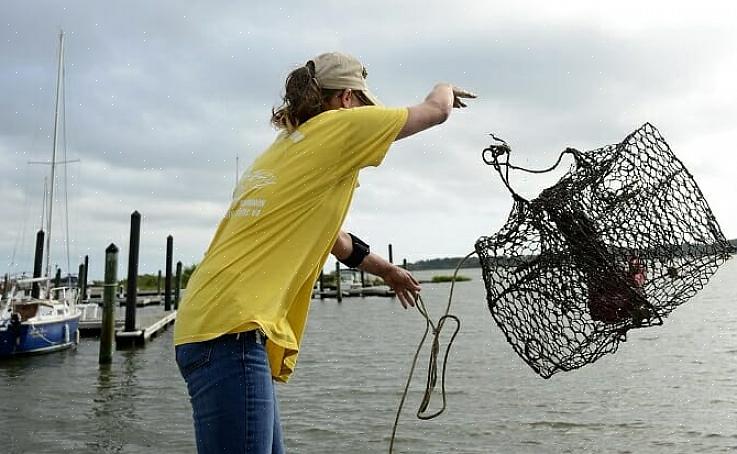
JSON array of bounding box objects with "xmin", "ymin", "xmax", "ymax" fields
[{"xmin": 339, "ymin": 233, "xmax": 370, "ymax": 268}]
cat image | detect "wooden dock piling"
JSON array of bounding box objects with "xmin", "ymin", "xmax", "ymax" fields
[
  {"xmin": 388, "ymin": 243, "xmax": 393, "ymax": 264},
  {"xmin": 175, "ymin": 261, "xmax": 182, "ymax": 309},
  {"xmin": 99, "ymin": 243, "xmax": 118, "ymax": 365},
  {"xmin": 32, "ymin": 230, "xmax": 44, "ymax": 298},
  {"xmin": 319, "ymin": 271, "xmax": 325, "ymax": 299},
  {"xmin": 335, "ymin": 261, "xmax": 342, "ymax": 303},
  {"xmin": 77, "ymin": 263, "xmax": 84, "ymax": 293},
  {"xmin": 82, "ymin": 255, "xmax": 89, "ymax": 301},
  {"xmin": 54, "ymin": 268, "xmax": 61, "ymax": 298},
  {"xmin": 165, "ymin": 235, "xmax": 173, "ymax": 311},
  {"xmin": 125, "ymin": 211, "xmax": 141, "ymax": 332}
]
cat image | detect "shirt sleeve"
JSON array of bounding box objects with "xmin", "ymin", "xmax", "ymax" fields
[{"xmin": 336, "ymin": 106, "xmax": 408, "ymax": 171}]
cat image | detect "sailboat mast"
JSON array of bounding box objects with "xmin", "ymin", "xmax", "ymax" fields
[{"xmin": 45, "ymin": 30, "xmax": 64, "ymax": 279}]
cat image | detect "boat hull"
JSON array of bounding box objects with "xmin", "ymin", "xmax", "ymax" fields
[{"xmin": 0, "ymin": 313, "xmax": 81, "ymax": 357}]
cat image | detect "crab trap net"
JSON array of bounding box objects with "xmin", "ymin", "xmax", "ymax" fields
[{"xmin": 475, "ymin": 123, "xmax": 733, "ymax": 378}]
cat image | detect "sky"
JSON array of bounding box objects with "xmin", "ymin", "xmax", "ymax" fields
[{"xmin": 1, "ymin": 1, "xmax": 736, "ymax": 280}]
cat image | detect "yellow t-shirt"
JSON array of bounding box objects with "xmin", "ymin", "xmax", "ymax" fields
[{"xmin": 174, "ymin": 106, "xmax": 408, "ymax": 382}]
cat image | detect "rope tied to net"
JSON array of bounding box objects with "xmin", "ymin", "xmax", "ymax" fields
[
  {"xmin": 388, "ymin": 251, "xmax": 474, "ymax": 453},
  {"xmin": 482, "ymin": 133, "xmax": 584, "ymax": 203}
]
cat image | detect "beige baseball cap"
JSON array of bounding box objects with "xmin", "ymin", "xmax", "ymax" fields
[{"xmin": 310, "ymin": 52, "xmax": 383, "ymax": 106}]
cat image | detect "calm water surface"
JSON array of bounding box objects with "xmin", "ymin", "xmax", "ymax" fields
[{"xmin": 1, "ymin": 260, "xmax": 736, "ymax": 453}]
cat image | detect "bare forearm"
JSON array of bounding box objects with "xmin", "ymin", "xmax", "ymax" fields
[
  {"xmin": 330, "ymin": 229, "xmax": 420, "ymax": 308},
  {"xmin": 357, "ymin": 252, "xmax": 393, "ymax": 279}
]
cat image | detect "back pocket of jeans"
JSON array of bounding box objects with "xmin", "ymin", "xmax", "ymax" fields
[{"xmin": 175, "ymin": 342, "xmax": 213, "ymax": 378}]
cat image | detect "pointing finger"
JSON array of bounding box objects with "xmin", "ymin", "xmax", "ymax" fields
[{"xmin": 453, "ymin": 87, "xmax": 478, "ymax": 98}]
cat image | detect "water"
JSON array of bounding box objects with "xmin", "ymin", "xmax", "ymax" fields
[{"xmin": 2, "ymin": 259, "xmax": 736, "ymax": 453}]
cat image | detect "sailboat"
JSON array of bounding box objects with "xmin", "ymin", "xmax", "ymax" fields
[{"xmin": 0, "ymin": 31, "xmax": 82, "ymax": 357}]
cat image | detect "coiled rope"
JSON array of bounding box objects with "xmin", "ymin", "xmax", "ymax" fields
[{"xmin": 388, "ymin": 251, "xmax": 475, "ymax": 453}]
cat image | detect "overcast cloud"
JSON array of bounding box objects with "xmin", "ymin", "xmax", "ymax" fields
[{"xmin": 2, "ymin": 1, "xmax": 736, "ymax": 279}]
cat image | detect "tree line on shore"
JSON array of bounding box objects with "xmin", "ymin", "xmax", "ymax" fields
[
  {"xmin": 407, "ymin": 256, "xmax": 481, "ymax": 270},
  {"xmin": 101, "ymin": 264, "xmax": 198, "ymax": 290}
]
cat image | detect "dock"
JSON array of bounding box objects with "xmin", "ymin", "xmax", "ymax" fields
[
  {"xmin": 79, "ymin": 318, "xmax": 124, "ymax": 336},
  {"xmin": 115, "ymin": 309, "xmax": 177, "ymax": 348},
  {"xmin": 82, "ymin": 297, "xmax": 162, "ymax": 307},
  {"xmin": 117, "ymin": 296, "xmax": 162, "ymax": 307},
  {"xmin": 78, "ymin": 300, "xmax": 163, "ymax": 336},
  {"xmin": 313, "ymin": 285, "xmax": 395, "ymax": 299},
  {"xmin": 79, "ymin": 304, "xmax": 176, "ymax": 342}
]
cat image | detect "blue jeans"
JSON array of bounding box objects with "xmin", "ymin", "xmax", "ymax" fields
[{"xmin": 176, "ymin": 331, "xmax": 285, "ymax": 454}]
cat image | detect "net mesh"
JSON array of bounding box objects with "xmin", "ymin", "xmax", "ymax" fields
[{"xmin": 475, "ymin": 123, "xmax": 733, "ymax": 378}]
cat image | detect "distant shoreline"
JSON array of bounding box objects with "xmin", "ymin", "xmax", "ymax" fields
[
  {"xmin": 407, "ymin": 256, "xmax": 481, "ymax": 271},
  {"xmin": 408, "ymin": 239, "xmax": 737, "ymax": 271}
]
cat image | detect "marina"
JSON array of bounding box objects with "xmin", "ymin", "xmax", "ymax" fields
[
  {"xmin": 1, "ymin": 264, "xmax": 736, "ymax": 453},
  {"xmin": 3, "ymin": 3, "xmax": 737, "ymax": 454}
]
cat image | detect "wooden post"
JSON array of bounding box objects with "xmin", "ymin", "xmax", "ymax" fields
[
  {"xmin": 82, "ymin": 255, "xmax": 89, "ymax": 302},
  {"xmin": 174, "ymin": 261, "xmax": 182, "ymax": 309},
  {"xmin": 2, "ymin": 273, "xmax": 8, "ymax": 300},
  {"xmin": 100, "ymin": 243, "xmax": 118, "ymax": 365},
  {"xmin": 335, "ymin": 261, "xmax": 342, "ymax": 303},
  {"xmin": 157, "ymin": 270, "xmax": 162, "ymax": 296},
  {"xmin": 78, "ymin": 263, "xmax": 84, "ymax": 295},
  {"xmin": 54, "ymin": 267, "xmax": 61, "ymax": 299},
  {"xmin": 402, "ymin": 258, "xmax": 407, "ymax": 269},
  {"xmin": 319, "ymin": 271, "xmax": 325, "ymax": 299},
  {"xmin": 165, "ymin": 235, "xmax": 173, "ymax": 311},
  {"xmin": 125, "ymin": 211, "xmax": 141, "ymax": 332},
  {"xmin": 360, "ymin": 270, "xmax": 365, "ymax": 288},
  {"xmin": 32, "ymin": 230, "xmax": 44, "ymax": 298},
  {"xmin": 388, "ymin": 244, "xmax": 393, "ymax": 264}
]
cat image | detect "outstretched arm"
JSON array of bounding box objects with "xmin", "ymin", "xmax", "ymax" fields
[
  {"xmin": 395, "ymin": 83, "xmax": 476, "ymax": 141},
  {"xmin": 331, "ymin": 230, "xmax": 420, "ymax": 309}
]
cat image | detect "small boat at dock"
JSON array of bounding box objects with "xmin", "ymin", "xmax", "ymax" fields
[{"xmin": 0, "ymin": 277, "xmax": 81, "ymax": 356}]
